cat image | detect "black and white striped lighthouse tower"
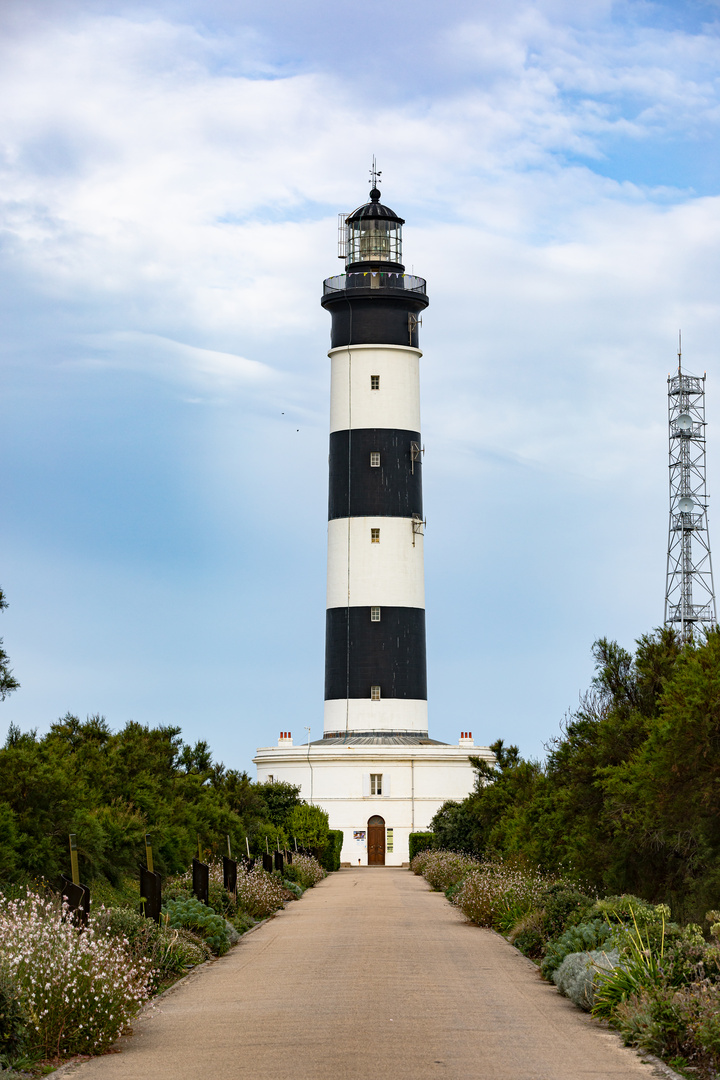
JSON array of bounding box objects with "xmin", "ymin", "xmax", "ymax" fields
[{"xmin": 321, "ymin": 169, "xmax": 430, "ymax": 737}]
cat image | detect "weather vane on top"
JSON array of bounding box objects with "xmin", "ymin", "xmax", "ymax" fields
[{"xmin": 369, "ymin": 155, "xmax": 382, "ymax": 191}]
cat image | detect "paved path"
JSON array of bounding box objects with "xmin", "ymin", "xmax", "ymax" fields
[{"xmin": 68, "ymin": 869, "xmax": 668, "ymax": 1080}]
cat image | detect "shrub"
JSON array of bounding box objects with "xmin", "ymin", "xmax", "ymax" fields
[
  {"xmin": 507, "ymin": 909, "xmax": 546, "ymax": 959},
  {"xmin": 454, "ymin": 860, "xmax": 557, "ymax": 933},
  {"xmin": 286, "ymin": 805, "xmax": 329, "ymax": 854},
  {"xmin": 540, "ymin": 919, "xmax": 614, "ymax": 979},
  {"xmin": 0, "ymin": 892, "xmax": 150, "ymax": 1058},
  {"xmin": 422, "ymin": 851, "xmax": 477, "ymax": 893},
  {"xmin": 536, "ymin": 883, "xmax": 595, "ymax": 940},
  {"xmin": 162, "ymin": 898, "xmax": 232, "ymax": 956},
  {"xmin": 285, "ymin": 854, "xmax": 324, "ymax": 891},
  {"xmin": 553, "ymin": 948, "xmax": 620, "ymax": 1011},
  {"xmin": 614, "ymin": 982, "xmax": 720, "ymax": 1072},
  {"xmin": 0, "ymin": 973, "xmax": 29, "ymax": 1062},
  {"xmin": 93, "ymin": 906, "xmax": 210, "ymax": 985},
  {"xmin": 320, "ymin": 831, "xmax": 343, "ymax": 873},
  {"xmin": 409, "ymin": 832, "xmax": 434, "ymax": 863},
  {"xmin": 235, "ymin": 867, "xmax": 285, "ymax": 919},
  {"xmin": 410, "ymin": 849, "xmax": 434, "ymax": 875}
]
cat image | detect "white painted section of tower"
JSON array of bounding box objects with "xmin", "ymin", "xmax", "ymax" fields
[
  {"xmin": 323, "ymin": 697, "xmax": 428, "ymax": 734},
  {"xmin": 326, "ymin": 517, "xmax": 425, "ymax": 610},
  {"xmin": 329, "ymin": 344, "xmax": 422, "ymax": 433},
  {"xmin": 254, "ymin": 740, "xmax": 492, "ymax": 866}
]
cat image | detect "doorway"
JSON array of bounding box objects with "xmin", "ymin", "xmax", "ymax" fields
[{"xmin": 367, "ymin": 815, "xmax": 385, "ymax": 865}]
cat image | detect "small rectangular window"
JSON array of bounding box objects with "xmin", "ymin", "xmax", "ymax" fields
[
  {"xmin": 370, "ymin": 451, "xmax": 380, "ymax": 467},
  {"xmin": 371, "ymin": 375, "xmax": 380, "ymax": 390},
  {"xmin": 370, "ymin": 607, "xmax": 381, "ymax": 622},
  {"xmin": 371, "ymin": 685, "xmax": 381, "ymax": 701},
  {"xmin": 371, "ymin": 528, "xmax": 380, "ymax": 543},
  {"xmin": 370, "ymin": 773, "xmax": 383, "ymax": 794}
]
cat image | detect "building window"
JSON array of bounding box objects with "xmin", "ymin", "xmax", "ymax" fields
[
  {"xmin": 370, "ymin": 773, "xmax": 383, "ymax": 795},
  {"xmin": 371, "ymin": 528, "xmax": 380, "ymax": 543},
  {"xmin": 371, "ymin": 375, "xmax": 380, "ymax": 390},
  {"xmin": 371, "ymin": 685, "xmax": 381, "ymax": 701},
  {"xmin": 267, "ymin": 775, "xmax": 274, "ymax": 783},
  {"xmin": 370, "ymin": 451, "xmax": 380, "ymax": 467},
  {"xmin": 387, "ymin": 828, "xmax": 394, "ymax": 852},
  {"xmin": 371, "ymin": 607, "xmax": 381, "ymax": 622}
]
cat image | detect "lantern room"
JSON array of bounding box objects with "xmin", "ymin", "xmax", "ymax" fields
[{"xmin": 344, "ymin": 187, "xmax": 404, "ymax": 272}]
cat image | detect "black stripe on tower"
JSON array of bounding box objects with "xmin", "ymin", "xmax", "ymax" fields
[
  {"xmin": 321, "ymin": 284, "xmax": 428, "ymax": 348},
  {"xmin": 324, "ymin": 606, "xmax": 427, "ymax": 700},
  {"xmin": 329, "ymin": 429, "xmax": 422, "ymax": 520}
]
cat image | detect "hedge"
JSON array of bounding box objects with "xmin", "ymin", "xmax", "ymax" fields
[
  {"xmin": 409, "ymin": 832, "xmax": 435, "ymax": 862},
  {"xmin": 320, "ymin": 830, "xmax": 344, "ymax": 872}
]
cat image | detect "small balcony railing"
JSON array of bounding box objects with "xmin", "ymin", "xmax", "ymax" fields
[{"xmin": 323, "ymin": 272, "xmax": 427, "ymax": 296}]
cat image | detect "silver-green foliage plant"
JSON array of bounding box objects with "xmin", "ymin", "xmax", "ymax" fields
[
  {"xmin": 162, "ymin": 898, "xmax": 232, "ymax": 956},
  {"xmin": 540, "ymin": 919, "xmax": 614, "ymax": 979},
  {"xmin": 553, "ymin": 948, "xmax": 620, "ymax": 1011},
  {"xmin": 0, "ymin": 892, "xmax": 150, "ymax": 1058}
]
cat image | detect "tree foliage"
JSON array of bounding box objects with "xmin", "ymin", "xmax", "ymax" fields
[
  {"xmin": 432, "ymin": 626, "xmax": 720, "ymax": 921},
  {"xmin": 0, "ymin": 587, "xmax": 19, "ymax": 701},
  {"xmin": 0, "ymin": 716, "xmax": 302, "ymax": 886}
]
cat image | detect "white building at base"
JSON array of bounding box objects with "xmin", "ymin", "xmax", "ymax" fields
[
  {"xmin": 254, "ymin": 731, "xmax": 491, "ymax": 866},
  {"xmin": 255, "ymin": 176, "xmax": 493, "ymax": 865}
]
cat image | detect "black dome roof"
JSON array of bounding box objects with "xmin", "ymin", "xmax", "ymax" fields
[{"xmin": 346, "ymin": 188, "xmax": 404, "ymax": 226}]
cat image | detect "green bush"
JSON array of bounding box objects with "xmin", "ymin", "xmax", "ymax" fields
[
  {"xmin": 409, "ymin": 832, "xmax": 434, "ymax": 863},
  {"xmin": 0, "ymin": 973, "xmax": 29, "ymax": 1062},
  {"xmin": 93, "ymin": 906, "xmax": 210, "ymax": 985},
  {"xmin": 319, "ymin": 830, "xmax": 343, "ymax": 872},
  {"xmin": 536, "ymin": 883, "xmax": 595, "ymax": 940},
  {"xmin": 162, "ymin": 898, "xmax": 232, "ymax": 956},
  {"xmin": 284, "ymin": 854, "xmax": 324, "ymax": 890},
  {"xmin": 541, "ymin": 919, "xmax": 614, "ymax": 979}
]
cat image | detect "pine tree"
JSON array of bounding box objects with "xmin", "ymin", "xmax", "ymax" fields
[{"xmin": 0, "ymin": 588, "xmax": 19, "ymax": 701}]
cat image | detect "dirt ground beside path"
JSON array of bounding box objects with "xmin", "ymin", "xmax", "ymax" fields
[{"xmin": 65, "ymin": 868, "xmax": 670, "ymax": 1080}]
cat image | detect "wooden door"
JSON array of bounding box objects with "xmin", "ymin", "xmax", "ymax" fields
[{"xmin": 367, "ymin": 816, "xmax": 385, "ymax": 865}]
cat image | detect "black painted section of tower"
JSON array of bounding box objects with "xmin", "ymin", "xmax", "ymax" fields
[
  {"xmin": 324, "ymin": 606, "xmax": 427, "ymax": 701},
  {"xmin": 328, "ymin": 428, "xmax": 423, "ymax": 520},
  {"xmin": 321, "ymin": 287, "xmax": 428, "ymax": 349}
]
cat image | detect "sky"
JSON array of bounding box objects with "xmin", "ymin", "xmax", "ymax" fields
[{"xmin": 1, "ymin": 0, "xmax": 720, "ymax": 772}]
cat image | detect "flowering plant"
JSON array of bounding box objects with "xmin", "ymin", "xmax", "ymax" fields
[
  {"xmin": 0, "ymin": 892, "xmax": 150, "ymax": 1058},
  {"xmin": 235, "ymin": 867, "xmax": 285, "ymax": 919}
]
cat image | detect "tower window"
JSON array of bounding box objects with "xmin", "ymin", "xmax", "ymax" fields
[
  {"xmin": 371, "ymin": 685, "xmax": 381, "ymax": 701},
  {"xmin": 371, "ymin": 528, "xmax": 380, "ymax": 543},
  {"xmin": 370, "ymin": 452, "xmax": 380, "ymax": 467},
  {"xmin": 371, "ymin": 607, "xmax": 381, "ymax": 622},
  {"xmin": 370, "ymin": 773, "xmax": 383, "ymax": 794},
  {"xmin": 371, "ymin": 375, "xmax": 380, "ymax": 390}
]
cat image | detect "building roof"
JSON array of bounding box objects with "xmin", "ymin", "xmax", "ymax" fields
[
  {"xmin": 311, "ymin": 733, "xmax": 447, "ymax": 746},
  {"xmin": 346, "ymin": 188, "xmax": 404, "ymax": 226}
]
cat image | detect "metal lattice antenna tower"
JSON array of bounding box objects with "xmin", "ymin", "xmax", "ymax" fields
[{"xmin": 664, "ymin": 335, "xmax": 717, "ymax": 641}]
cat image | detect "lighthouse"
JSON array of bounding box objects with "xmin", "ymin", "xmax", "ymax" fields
[
  {"xmin": 321, "ymin": 174, "xmax": 430, "ymax": 737},
  {"xmin": 254, "ymin": 171, "xmax": 491, "ymax": 865}
]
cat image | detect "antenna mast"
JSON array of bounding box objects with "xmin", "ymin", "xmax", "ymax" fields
[{"xmin": 664, "ymin": 336, "xmax": 716, "ymax": 641}]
